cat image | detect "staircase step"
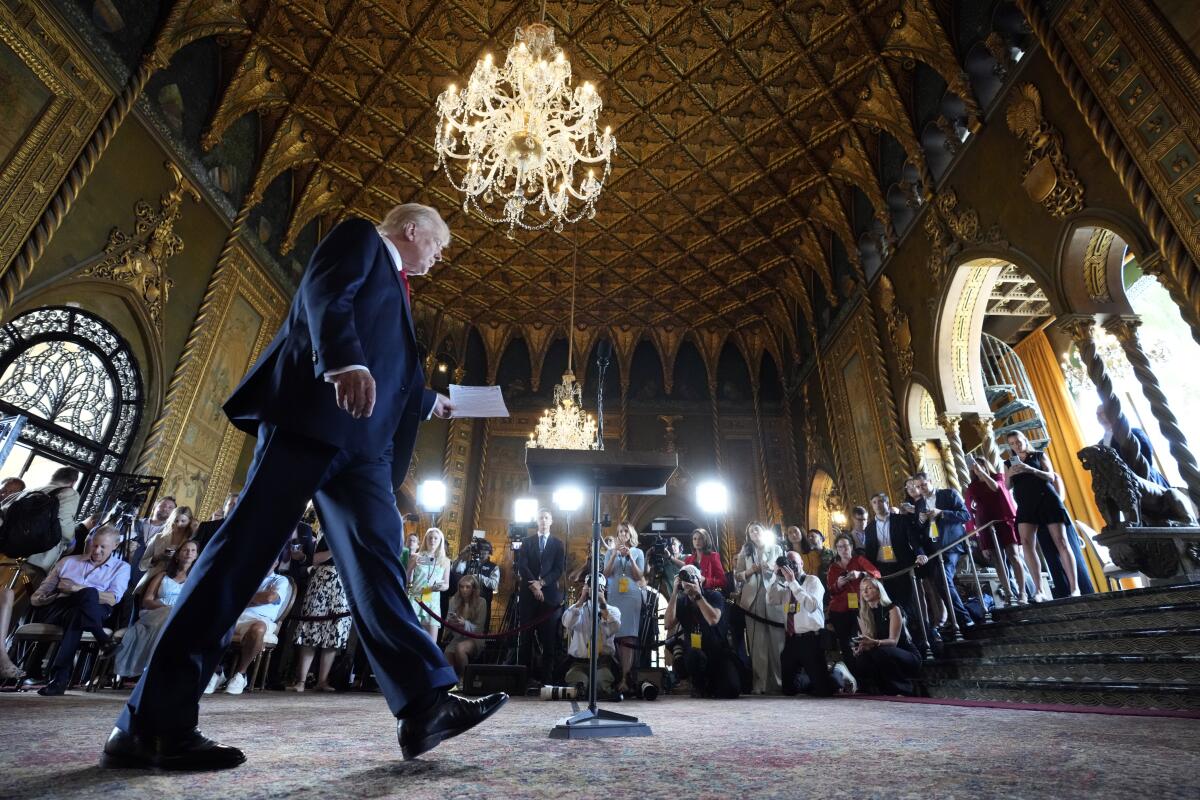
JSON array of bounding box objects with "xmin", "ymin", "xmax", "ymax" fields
[
  {"xmin": 994, "ymin": 417, "xmax": 1045, "ymax": 436},
  {"xmin": 923, "ymin": 677, "xmax": 1200, "ymax": 711},
  {"xmin": 985, "ymin": 384, "xmax": 1017, "ymax": 403},
  {"xmin": 991, "ymin": 398, "xmax": 1036, "ymax": 419},
  {"xmin": 965, "ymin": 603, "xmax": 1200, "ymax": 639},
  {"xmin": 944, "ymin": 626, "xmax": 1200, "ymax": 659},
  {"xmin": 990, "ymin": 583, "xmax": 1200, "ymax": 621},
  {"xmin": 925, "ymin": 654, "xmax": 1200, "ymax": 685}
]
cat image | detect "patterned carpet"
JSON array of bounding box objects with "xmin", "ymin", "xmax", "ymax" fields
[{"xmin": 2, "ymin": 691, "xmax": 1198, "ymax": 800}]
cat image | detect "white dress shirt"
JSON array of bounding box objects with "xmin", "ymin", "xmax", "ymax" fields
[
  {"xmin": 767, "ymin": 574, "xmax": 825, "ymax": 635},
  {"xmin": 562, "ymin": 601, "xmax": 621, "ymax": 658}
]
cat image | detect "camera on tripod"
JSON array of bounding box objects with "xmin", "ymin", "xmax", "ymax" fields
[
  {"xmin": 645, "ymin": 535, "xmax": 669, "ymax": 572},
  {"xmin": 507, "ymin": 522, "xmax": 532, "ymax": 543},
  {"xmin": 465, "ymin": 530, "xmax": 491, "ymax": 573}
]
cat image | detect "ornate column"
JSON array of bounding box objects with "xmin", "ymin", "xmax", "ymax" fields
[
  {"xmin": 937, "ymin": 413, "xmax": 970, "ymax": 491},
  {"xmin": 468, "ymin": 419, "xmax": 492, "ymax": 533},
  {"xmin": 780, "ymin": 388, "xmax": 803, "ymax": 522},
  {"xmin": 934, "ymin": 440, "xmax": 961, "ymax": 493},
  {"xmin": 1105, "ymin": 315, "xmax": 1200, "ymax": 510},
  {"xmin": 909, "ymin": 440, "xmax": 926, "ymax": 475},
  {"xmin": 750, "ymin": 385, "xmax": 780, "ymax": 523},
  {"xmin": 708, "ymin": 378, "xmax": 733, "ymax": 564},
  {"xmin": 617, "ymin": 380, "xmax": 630, "ymax": 523},
  {"xmin": 0, "ymin": 2, "xmax": 249, "ymax": 317},
  {"xmin": 441, "ymin": 366, "xmax": 476, "ymax": 551},
  {"xmin": 970, "ymin": 413, "xmax": 1004, "ymax": 471},
  {"xmin": 1057, "ymin": 314, "xmax": 1152, "ymax": 479}
]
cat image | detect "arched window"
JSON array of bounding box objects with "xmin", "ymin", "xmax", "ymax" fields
[{"xmin": 0, "ymin": 306, "xmax": 143, "ymax": 513}]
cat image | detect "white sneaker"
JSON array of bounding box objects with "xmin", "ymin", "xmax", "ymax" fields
[
  {"xmin": 203, "ymin": 671, "xmax": 223, "ymax": 695},
  {"xmin": 224, "ymin": 672, "xmax": 247, "ymax": 695},
  {"xmin": 832, "ymin": 661, "xmax": 858, "ymax": 694}
]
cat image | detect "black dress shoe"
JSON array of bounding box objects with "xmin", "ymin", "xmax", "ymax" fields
[
  {"xmin": 37, "ymin": 680, "xmax": 66, "ymax": 696},
  {"xmin": 397, "ymin": 692, "xmax": 508, "ymax": 760},
  {"xmin": 100, "ymin": 726, "xmax": 246, "ymax": 771}
]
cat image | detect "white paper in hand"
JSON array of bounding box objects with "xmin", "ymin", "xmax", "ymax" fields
[{"xmin": 448, "ymin": 385, "xmax": 509, "ymax": 418}]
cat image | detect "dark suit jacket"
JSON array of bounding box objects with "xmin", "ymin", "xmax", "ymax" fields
[
  {"xmin": 514, "ymin": 533, "xmax": 566, "ymax": 606},
  {"xmin": 912, "ymin": 489, "xmax": 972, "ymax": 556},
  {"xmin": 223, "ymin": 218, "xmax": 435, "ymax": 488},
  {"xmin": 1101, "ymin": 427, "xmax": 1169, "ymax": 488},
  {"xmin": 864, "ymin": 514, "xmax": 923, "ymax": 571},
  {"xmin": 194, "ymin": 519, "xmax": 221, "ymax": 554}
]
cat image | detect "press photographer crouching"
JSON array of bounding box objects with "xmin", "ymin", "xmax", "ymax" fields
[
  {"xmin": 561, "ymin": 573, "xmax": 622, "ymax": 700},
  {"xmin": 449, "ymin": 533, "xmax": 500, "ymax": 603},
  {"xmin": 768, "ymin": 550, "xmax": 856, "ymax": 697},
  {"xmin": 664, "ymin": 564, "xmax": 739, "ymax": 699}
]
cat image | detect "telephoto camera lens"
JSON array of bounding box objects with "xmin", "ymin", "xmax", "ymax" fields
[
  {"xmin": 539, "ymin": 685, "xmax": 578, "ymax": 701},
  {"xmin": 639, "ymin": 681, "xmax": 659, "ymax": 701},
  {"xmin": 776, "ymin": 555, "xmax": 789, "ymax": 568}
]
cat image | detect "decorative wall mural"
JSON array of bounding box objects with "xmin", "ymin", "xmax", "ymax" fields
[{"xmin": 139, "ymin": 238, "xmax": 286, "ymax": 518}]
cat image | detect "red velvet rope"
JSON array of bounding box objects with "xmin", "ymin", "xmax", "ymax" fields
[{"xmin": 415, "ymin": 599, "xmax": 563, "ymax": 640}]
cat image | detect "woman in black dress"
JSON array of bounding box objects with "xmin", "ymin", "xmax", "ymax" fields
[
  {"xmin": 1004, "ymin": 430, "xmax": 1079, "ymax": 598},
  {"xmin": 852, "ymin": 576, "xmax": 922, "ymax": 695}
]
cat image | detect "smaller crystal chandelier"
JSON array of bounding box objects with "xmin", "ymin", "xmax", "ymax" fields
[
  {"xmin": 434, "ymin": 3, "xmax": 615, "ymax": 236},
  {"xmin": 528, "ymin": 239, "xmax": 598, "ymax": 450}
]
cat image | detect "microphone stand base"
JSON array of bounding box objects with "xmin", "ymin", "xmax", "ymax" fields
[{"xmin": 549, "ymin": 707, "xmax": 652, "ymax": 740}]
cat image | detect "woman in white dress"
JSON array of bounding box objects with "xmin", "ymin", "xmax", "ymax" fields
[
  {"xmin": 603, "ymin": 521, "xmax": 645, "ymax": 694},
  {"xmin": 735, "ymin": 522, "xmax": 786, "ymax": 694},
  {"xmin": 115, "ymin": 541, "xmax": 198, "ymax": 679},
  {"xmin": 407, "ymin": 527, "xmax": 450, "ymax": 643}
]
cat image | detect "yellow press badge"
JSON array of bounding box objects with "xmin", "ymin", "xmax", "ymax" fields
[
  {"xmin": 847, "ymin": 592, "xmax": 859, "ymax": 609},
  {"xmin": 421, "ymin": 589, "xmax": 433, "ymax": 604},
  {"xmin": 689, "ymin": 633, "xmax": 702, "ymax": 649},
  {"xmin": 786, "ymin": 603, "xmax": 798, "ymax": 614},
  {"xmin": 930, "ymin": 522, "xmax": 940, "ymax": 541},
  {"xmin": 880, "ymin": 545, "xmax": 895, "ymax": 561},
  {"xmin": 618, "ymin": 577, "xmax": 630, "ymax": 594}
]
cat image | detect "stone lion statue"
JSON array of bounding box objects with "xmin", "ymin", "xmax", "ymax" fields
[{"xmin": 1077, "ymin": 444, "xmax": 1195, "ymax": 528}]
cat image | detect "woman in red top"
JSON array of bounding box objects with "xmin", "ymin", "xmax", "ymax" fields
[
  {"xmin": 683, "ymin": 528, "xmax": 726, "ymax": 594},
  {"xmin": 964, "ymin": 455, "xmax": 1028, "ymax": 606},
  {"xmin": 826, "ymin": 533, "xmax": 880, "ymax": 671}
]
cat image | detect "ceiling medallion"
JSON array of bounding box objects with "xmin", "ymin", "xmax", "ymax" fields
[
  {"xmin": 528, "ymin": 237, "xmax": 598, "ymax": 450},
  {"xmin": 434, "ymin": 10, "xmax": 615, "ymax": 236}
]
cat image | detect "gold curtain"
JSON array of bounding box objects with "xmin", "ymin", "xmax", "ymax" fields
[{"xmin": 1013, "ymin": 328, "xmax": 1110, "ymax": 590}]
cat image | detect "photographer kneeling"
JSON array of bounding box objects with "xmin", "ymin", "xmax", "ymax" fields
[
  {"xmin": 561, "ymin": 574, "xmax": 622, "ymax": 699},
  {"xmin": 665, "ymin": 564, "xmax": 739, "ymax": 699},
  {"xmin": 768, "ymin": 551, "xmax": 856, "ymax": 697},
  {"xmin": 852, "ymin": 576, "xmax": 922, "ymax": 696}
]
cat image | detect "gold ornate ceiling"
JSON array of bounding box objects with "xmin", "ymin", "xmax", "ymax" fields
[{"xmin": 191, "ymin": 0, "xmax": 980, "ymax": 338}]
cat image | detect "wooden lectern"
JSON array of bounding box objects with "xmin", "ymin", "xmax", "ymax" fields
[{"xmin": 526, "ymin": 448, "xmax": 678, "ymax": 740}]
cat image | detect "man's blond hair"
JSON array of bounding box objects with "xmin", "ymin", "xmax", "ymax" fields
[{"xmin": 376, "ymin": 203, "xmax": 450, "ymax": 247}]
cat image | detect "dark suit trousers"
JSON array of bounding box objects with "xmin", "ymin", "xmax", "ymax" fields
[
  {"xmin": 41, "ymin": 588, "xmax": 112, "ymax": 684},
  {"xmin": 517, "ymin": 590, "xmax": 561, "ymax": 682},
  {"xmin": 781, "ymin": 631, "xmax": 836, "ymax": 696},
  {"xmin": 117, "ymin": 424, "xmax": 456, "ymax": 736}
]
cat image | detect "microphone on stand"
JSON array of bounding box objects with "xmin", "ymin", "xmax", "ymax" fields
[{"xmin": 595, "ymin": 340, "xmax": 612, "ymax": 450}]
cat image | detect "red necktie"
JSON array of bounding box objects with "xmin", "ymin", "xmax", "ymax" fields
[{"xmin": 398, "ymin": 268, "xmax": 411, "ymax": 300}]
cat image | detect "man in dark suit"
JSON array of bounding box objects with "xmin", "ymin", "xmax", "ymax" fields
[
  {"xmin": 863, "ymin": 491, "xmax": 929, "ymax": 649},
  {"xmin": 1096, "ymin": 404, "xmax": 1170, "ymax": 487},
  {"xmin": 911, "ymin": 472, "xmax": 973, "ymax": 630},
  {"xmin": 194, "ymin": 492, "xmax": 239, "ymax": 554},
  {"xmin": 514, "ymin": 508, "xmax": 565, "ymax": 684},
  {"xmin": 103, "ymin": 205, "xmax": 506, "ymax": 771}
]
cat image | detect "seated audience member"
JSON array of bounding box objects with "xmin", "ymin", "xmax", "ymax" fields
[
  {"xmin": 826, "ymin": 533, "xmax": 881, "ymax": 669},
  {"xmin": 964, "ymin": 455, "xmax": 1028, "ymax": 605},
  {"xmin": 852, "ymin": 576, "xmax": 922, "ymax": 696},
  {"xmin": 561, "ymin": 574, "xmax": 622, "ymax": 699},
  {"xmin": 288, "ymin": 533, "xmax": 351, "ymax": 692},
  {"xmin": 114, "ymin": 541, "xmax": 198, "ymax": 680},
  {"xmin": 194, "ymin": 492, "xmax": 239, "ymax": 553},
  {"xmin": 138, "ymin": 506, "xmax": 198, "ymax": 574},
  {"xmin": 442, "ymin": 574, "xmax": 488, "ymax": 682},
  {"xmin": 684, "ymin": 528, "xmax": 727, "ymax": 593},
  {"xmin": 769, "ymin": 550, "xmax": 855, "ymax": 696},
  {"xmin": 29, "ymin": 526, "xmax": 130, "ymax": 695},
  {"xmin": 0, "ymin": 476, "xmax": 26, "ymax": 501},
  {"xmin": 665, "ymin": 564, "xmax": 739, "ymax": 699},
  {"xmin": 205, "ymin": 571, "xmax": 290, "ymax": 696}
]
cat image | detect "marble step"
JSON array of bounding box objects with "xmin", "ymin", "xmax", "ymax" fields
[
  {"xmin": 943, "ymin": 626, "xmax": 1200, "ymax": 659},
  {"xmin": 925, "ymin": 654, "xmax": 1200, "ymax": 685},
  {"xmin": 989, "ymin": 584, "xmax": 1200, "ymax": 622},
  {"xmin": 964, "ymin": 603, "xmax": 1200, "ymax": 639},
  {"xmin": 923, "ymin": 677, "xmax": 1200, "ymax": 711}
]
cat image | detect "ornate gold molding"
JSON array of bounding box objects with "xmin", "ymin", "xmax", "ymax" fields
[
  {"xmin": 0, "ymin": 0, "xmax": 112, "ymax": 284},
  {"xmin": 80, "ymin": 162, "xmax": 199, "ymax": 335},
  {"xmin": 877, "ymin": 275, "xmax": 913, "ymax": 379},
  {"xmin": 1083, "ymin": 227, "xmax": 1116, "ymax": 302},
  {"xmin": 1006, "ymin": 83, "xmax": 1086, "ymax": 217},
  {"xmin": 923, "ymin": 188, "xmax": 1008, "ymax": 293}
]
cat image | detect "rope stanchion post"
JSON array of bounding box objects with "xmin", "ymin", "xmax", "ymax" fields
[{"xmin": 908, "ymin": 571, "xmax": 933, "ymax": 661}]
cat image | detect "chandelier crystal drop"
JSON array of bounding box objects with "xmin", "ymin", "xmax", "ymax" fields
[{"xmin": 434, "ymin": 21, "xmax": 615, "ymax": 236}]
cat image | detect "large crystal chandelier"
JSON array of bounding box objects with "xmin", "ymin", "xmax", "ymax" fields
[
  {"xmin": 434, "ymin": 7, "xmax": 615, "ymax": 236},
  {"xmin": 528, "ymin": 239, "xmax": 598, "ymax": 450}
]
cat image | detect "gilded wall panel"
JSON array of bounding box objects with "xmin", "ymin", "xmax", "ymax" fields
[
  {"xmin": 0, "ymin": 0, "xmax": 113, "ymax": 275},
  {"xmin": 140, "ymin": 238, "xmax": 286, "ymax": 517},
  {"xmin": 823, "ymin": 306, "xmax": 907, "ymax": 506}
]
